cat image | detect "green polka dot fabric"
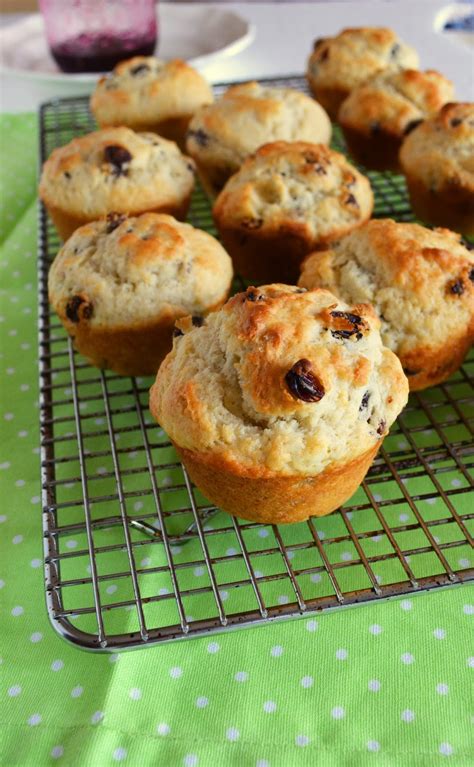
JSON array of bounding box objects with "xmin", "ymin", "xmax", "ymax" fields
[{"xmin": 1, "ymin": 112, "xmax": 473, "ymax": 766}]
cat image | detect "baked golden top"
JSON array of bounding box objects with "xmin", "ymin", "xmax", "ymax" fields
[
  {"xmin": 299, "ymin": 219, "xmax": 474, "ymax": 359},
  {"xmin": 307, "ymin": 26, "xmax": 419, "ymax": 93},
  {"xmin": 338, "ymin": 69, "xmax": 454, "ymax": 137},
  {"xmin": 213, "ymin": 141, "xmax": 373, "ymax": 241},
  {"xmin": 48, "ymin": 213, "xmax": 233, "ymax": 328},
  {"xmin": 399, "ymin": 102, "xmax": 474, "ymax": 191},
  {"xmin": 90, "ymin": 56, "xmax": 213, "ymax": 127},
  {"xmin": 186, "ymin": 82, "xmax": 331, "ymax": 170},
  {"xmin": 150, "ymin": 284, "xmax": 408, "ymax": 476},
  {"xmin": 39, "ymin": 127, "xmax": 195, "ymax": 218}
]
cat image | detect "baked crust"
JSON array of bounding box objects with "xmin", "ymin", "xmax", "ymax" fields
[
  {"xmin": 149, "ymin": 284, "xmax": 408, "ymax": 523},
  {"xmin": 338, "ymin": 69, "xmax": 453, "ymax": 171},
  {"xmin": 90, "ymin": 57, "xmax": 213, "ymax": 147},
  {"xmin": 174, "ymin": 442, "xmax": 380, "ymax": 523},
  {"xmin": 39, "ymin": 127, "xmax": 196, "ymax": 237},
  {"xmin": 186, "ymin": 81, "xmax": 331, "ymax": 196},
  {"xmin": 298, "ymin": 219, "xmax": 474, "ymax": 390},
  {"xmin": 60, "ymin": 299, "xmax": 226, "ymax": 377},
  {"xmin": 213, "ymin": 141, "xmax": 373, "ymax": 282},
  {"xmin": 306, "ymin": 27, "xmax": 419, "ymax": 121},
  {"xmin": 48, "ymin": 213, "xmax": 233, "ymax": 375},
  {"xmin": 399, "ymin": 103, "xmax": 474, "ymax": 235}
]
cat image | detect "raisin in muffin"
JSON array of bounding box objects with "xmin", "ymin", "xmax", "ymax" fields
[
  {"xmin": 299, "ymin": 219, "xmax": 474, "ymax": 390},
  {"xmin": 307, "ymin": 27, "xmax": 419, "ymax": 120},
  {"xmin": 213, "ymin": 141, "xmax": 373, "ymax": 283},
  {"xmin": 150, "ymin": 284, "xmax": 408, "ymax": 524},
  {"xmin": 399, "ymin": 103, "xmax": 474, "ymax": 235},
  {"xmin": 39, "ymin": 127, "xmax": 196, "ymax": 241},
  {"xmin": 48, "ymin": 213, "xmax": 233, "ymax": 376},
  {"xmin": 90, "ymin": 57, "xmax": 213, "ymax": 149},
  {"xmin": 338, "ymin": 69, "xmax": 454, "ymax": 171},
  {"xmin": 186, "ymin": 81, "xmax": 332, "ymax": 197}
]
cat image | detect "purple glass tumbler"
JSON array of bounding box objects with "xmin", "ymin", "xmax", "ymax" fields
[{"xmin": 39, "ymin": 0, "xmax": 158, "ymax": 74}]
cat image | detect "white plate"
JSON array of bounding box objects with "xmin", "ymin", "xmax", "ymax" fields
[{"xmin": 0, "ymin": 5, "xmax": 255, "ymax": 82}]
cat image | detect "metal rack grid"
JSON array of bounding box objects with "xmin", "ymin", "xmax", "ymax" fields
[{"xmin": 38, "ymin": 76, "xmax": 474, "ymax": 651}]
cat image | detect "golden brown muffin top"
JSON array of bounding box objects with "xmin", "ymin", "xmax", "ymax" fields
[
  {"xmin": 150, "ymin": 284, "xmax": 408, "ymax": 476},
  {"xmin": 213, "ymin": 141, "xmax": 373, "ymax": 244},
  {"xmin": 186, "ymin": 82, "xmax": 331, "ymax": 171},
  {"xmin": 299, "ymin": 219, "xmax": 474, "ymax": 362},
  {"xmin": 307, "ymin": 27, "xmax": 419, "ymax": 93},
  {"xmin": 90, "ymin": 57, "xmax": 213, "ymax": 127},
  {"xmin": 338, "ymin": 69, "xmax": 454, "ymax": 138},
  {"xmin": 399, "ymin": 102, "xmax": 474, "ymax": 191},
  {"xmin": 48, "ymin": 213, "xmax": 233, "ymax": 328},
  {"xmin": 39, "ymin": 127, "xmax": 195, "ymax": 218}
]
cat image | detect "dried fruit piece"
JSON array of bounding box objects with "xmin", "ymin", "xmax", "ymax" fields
[
  {"xmin": 359, "ymin": 391, "xmax": 370, "ymax": 411},
  {"xmin": 106, "ymin": 212, "xmax": 126, "ymax": 233},
  {"xmin": 285, "ymin": 359, "xmax": 325, "ymax": 403},
  {"xmin": 244, "ymin": 289, "xmax": 264, "ymax": 302},
  {"xmin": 390, "ymin": 43, "xmax": 400, "ymax": 59},
  {"xmin": 330, "ymin": 310, "xmax": 365, "ymax": 341},
  {"xmin": 376, "ymin": 420, "xmax": 386, "ymax": 436},
  {"xmin": 345, "ymin": 193, "xmax": 358, "ymax": 207},
  {"xmin": 191, "ymin": 316, "xmax": 204, "ymax": 327},
  {"xmin": 187, "ymin": 129, "xmax": 209, "ymax": 147},
  {"xmin": 130, "ymin": 63, "xmax": 150, "ymax": 76},
  {"xmin": 448, "ymin": 279, "xmax": 464, "ymax": 296},
  {"xmin": 173, "ymin": 327, "xmax": 184, "ymax": 338},
  {"xmin": 65, "ymin": 295, "xmax": 93, "ymax": 323},
  {"xmin": 104, "ymin": 145, "xmax": 132, "ymax": 176}
]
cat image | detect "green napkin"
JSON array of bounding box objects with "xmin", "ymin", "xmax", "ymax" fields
[{"xmin": 1, "ymin": 113, "xmax": 473, "ymax": 767}]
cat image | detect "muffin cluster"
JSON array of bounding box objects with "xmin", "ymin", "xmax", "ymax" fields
[{"xmin": 39, "ymin": 37, "xmax": 473, "ymax": 525}]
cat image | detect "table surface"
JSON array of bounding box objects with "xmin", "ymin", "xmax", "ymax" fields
[
  {"xmin": 1, "ymin": 1, "xmax": 473, "ymax": 112},
  {"xmin": 1, "ymin": 4, "xmax": 473, "ymax": 765}
]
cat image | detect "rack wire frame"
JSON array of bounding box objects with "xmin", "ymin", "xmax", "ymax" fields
[{"xmin": 38, "ymin": 76, "xmax": 474, "ymax": 651}]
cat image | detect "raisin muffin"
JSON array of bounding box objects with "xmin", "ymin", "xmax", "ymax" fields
[
  {"xmin": 48, "ymin": 213, "xmax": 233, "ymax": 376},
  {"xmin": 90, "ymin": 57, "xmax": 213, "ymax": 149},
  {"xmin": 39, "ymin": 127, "xmax": 196, "ymax": 241},
  {"xmin": 213, "ymin": 141, "xmax": 373, "ymax": 283},
  {"xmin": 338, "ymin": 69, "xmax": 454, "ymax": 171},
  {"xmin": 307, "ymin": 27, "xmax": 419, "ymax": 120},
  {"xmin": 150, "ymin": 284, "xmax": 408, "ymax": 524},
  {"xmin": 299, "ymin": 219, "xmax": 474, "ymax": 390},
  {"xmin": 185, "ymin": 81, "xmax": 332, "ymax": 197},
  {"xmin": 399, "ymin": 103, "xmax": 474, "ymax": 235}
]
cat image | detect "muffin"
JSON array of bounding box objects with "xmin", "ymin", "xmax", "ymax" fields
[
  {"xmin": 149, "ymin": 284, "xmax": 408, "ymax": 524},
  {"xmin": 213, "ymin": 141, "xmax": 373, "ymax": 283},
  {"xmin": 338, "ymin": 69, "xmax": 454, "ymax": 171},
  {"xmin": 39, "ymin": 127, "xmax": 196, "ymax": 241},
  {"xmin": 186, "ymin": 81, "xmax": 332, "ymax": 197},
  {"xmin": 399, "ymin": 103, "xmax": 474, "ymax": 235},
  {"xmin": 90, "ymin": 57, "xmax": 213, "ymax": 149},
  {"xmin": 307, "ymin": 27, "xmax": 419, "ymax": 120},
  {"xmin": 48, "ymin": 213, "xmax": 233, "ymax": 376},
  {"xmin": 298, "ymin": 219, "xmax": 474, "ymax": 390}
]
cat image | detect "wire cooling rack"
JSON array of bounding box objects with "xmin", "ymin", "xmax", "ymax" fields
[{"xmin": 38, "ymin": 76, "xmax": 474, "ymax": 651}]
